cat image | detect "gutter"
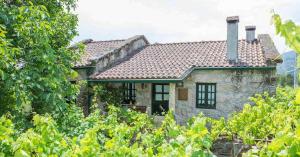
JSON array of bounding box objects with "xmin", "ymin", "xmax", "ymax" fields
[
  {"xmin": 88, "ymin": 66, "xmax": 276, "ymax": 83},
  {"xmin": 88, "ymin": 79, "xmax": 182, "ymax": 83}
]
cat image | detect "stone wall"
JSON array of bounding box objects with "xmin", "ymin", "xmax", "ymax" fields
[
  {"xmin": 174, "ymin": 69, "xmax": 276, "ymax": 124},
  {"xmin": 74, "ymin": 36, "xmax": 148, "ymax": 116},
  {"xmin": 72, "ymin": 68, "xmax": 90, "ymax": 116},
  {"xmin": 135, "ymin": 83, "xmax": 152, "ymax": 113},
  {"xmin": 95, "ymin": 38, "xmax": 147, "ymax": 72},
  {"xmin": 92, "ymin": 69, "xmax": 276, "ymax": 123}
]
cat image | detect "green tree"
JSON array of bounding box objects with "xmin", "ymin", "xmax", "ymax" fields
[
  {"xmin": 0, "ymin": 1, "xmax": 80, "ymax": 119},
  {"xmin": 273, "ymin": 13, "xmax": 300, "ymax": 53}
]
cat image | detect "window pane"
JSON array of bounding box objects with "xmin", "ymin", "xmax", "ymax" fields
[
  {"xmin": 164, "ymin": 94, "xmax": 169, "ymax": 101},
  {"xmin": 196, "ymin": 83, "xmax": 216, "ymax": 108},
  {"xmin": 211, "ymin": 100, "xmax": 215, "ymax": 105},
  {"xmin": 155, "ymin": 85, "xmax": 162, "ymax": 92},
  {"xmin": 163, "ymin": 85, "xmax": 169, "ymax": 93},
  {"xmin": 201, "ymin": 99, "xmax": 205, "ymax": 104},
  {"xmin": 155, "ymin": 94, "xmax": 162, "ymax": 101}
]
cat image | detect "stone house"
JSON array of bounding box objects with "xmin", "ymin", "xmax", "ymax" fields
[{"xmin": 73, "ymin": 16, "xmax": 281, "ymax": 123}]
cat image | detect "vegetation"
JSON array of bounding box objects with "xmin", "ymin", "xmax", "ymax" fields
[
  {"xmin": 1, "ymin": 87, "xmax": 300, "ymax": 156},
  {"xmin": 0, "ymin": 106, "xmax": 214, "ymax": 156},
  {"xmin": 0, "ymin": 0, "xmax": 81, "ymax": 125},
  {"xmin": 210, "ymin": 87, "xmax": 300, "ymax": 156},
  {"xmin": 1, "ymin": 0, "xmax": 300, "ymax": 156}
]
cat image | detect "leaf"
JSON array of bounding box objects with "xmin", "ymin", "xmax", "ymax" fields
[{"xmin": 295, "ymin": 89, "xmax": 300, "ymax": 104}]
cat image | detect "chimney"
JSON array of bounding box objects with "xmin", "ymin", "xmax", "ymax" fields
[
  {"xmin": 226, "ymin": 16, "xmax": 239, "ymax": 62},
  {"xmin": 245, "ymin": 26, "xmax": 256, "ymax": 43}
]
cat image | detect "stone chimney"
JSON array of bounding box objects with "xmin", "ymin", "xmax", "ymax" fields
[
  {"xmin": 245, "ymin": 26, "xmax": 256, "ymax": 43},
  {"xmin": 226, "ymin": 16, "xmax": 239, "ymax": 62}
]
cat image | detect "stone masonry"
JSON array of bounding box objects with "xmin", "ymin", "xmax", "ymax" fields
[{"xmin": 130, "ymin": 69, "xmax": 276, "ymax": 124}]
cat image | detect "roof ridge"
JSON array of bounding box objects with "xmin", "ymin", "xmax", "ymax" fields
[
  {"xmin": 150, "ymin": 39, "xmax": 248, "ymax": 45},
  {"xmin": 91, "ymin": 39, "xmax": 126, "ymax": 43}
]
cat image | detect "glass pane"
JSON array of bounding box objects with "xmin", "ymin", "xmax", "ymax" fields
[
  {"xmin": 198, "ymin": 86, "xmax": 201, "ymax": 93},
  {"xmin": 212, "ymin": 94, "xmax": 215, "ymax": 99},
  {"xmin": 155, "ymin": 85, "xmax": 162, "ymax": 92},
  {"xmin": 163, "ymin": 85, "xmax": 169, "ymax": 93},
  {"xmin": 164, "ymin": 94, "xmax": 169, "ymax": 101},
  {"xmin": 208, "ymin": 85, "xmax": 211, "ymax": 92},
  {"xmin": 212, "ymin": 85, "xmax": 215, "ymax": 92},
  {"xmin": 155, "ymin": 94, "xmax": 162, "ymax": 101},
  {"xmin": 201, "ymin": 93, "xmax": 205, "ymax": 99},
  {"xmin": 201, "ymin": 85, "xmax": 205, "ymax": 91},
  {"xmin": 208, "ymin": 92, "xmax": 211, "ymax": 99},
  {"xmin": 201, "ymin": 99, "xmax": 204, "ymax": 104}
]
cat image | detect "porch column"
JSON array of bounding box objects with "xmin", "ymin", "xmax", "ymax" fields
[{"xmin": 169, "ymin": 83, "xmax": 176, "ymax": 113}]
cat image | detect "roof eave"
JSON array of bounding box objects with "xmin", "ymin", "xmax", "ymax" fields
[
  {"xmin": 89, "ymin": 66, "xmax": 276, "ymax": 83},
  {"xmin": 72, "ymin": 66, "xmax": 96, "ymax": 69},
  {"xmin": 88, "ymin": 79, "xmax": 182, "ymax": 83}
]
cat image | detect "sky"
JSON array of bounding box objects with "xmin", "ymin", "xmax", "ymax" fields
[{"xmin": 73, "ymin": 0, "xmax": 300, "ymax": 53}]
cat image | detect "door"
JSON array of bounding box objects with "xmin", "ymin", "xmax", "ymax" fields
[{"xmin": 152, "ymin": 84, "xmax": 169, "ymax": 115}]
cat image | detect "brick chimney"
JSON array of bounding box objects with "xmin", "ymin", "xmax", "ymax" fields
[{"xmin": 226, "ymin": 16, "xmax": 239, "ymax": 62}]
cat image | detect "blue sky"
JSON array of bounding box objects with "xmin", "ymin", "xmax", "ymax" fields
[{"xmin": 73, "ymin": 0, "xmax": 300, "ymax": 53}]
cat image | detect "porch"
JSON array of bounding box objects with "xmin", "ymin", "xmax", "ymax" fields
[{"xmin": 114, "ymin": 82, "xmax": 178, "ymax": 116}]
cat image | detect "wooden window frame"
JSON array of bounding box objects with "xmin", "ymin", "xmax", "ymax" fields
[
  {"xmin": 123, "ymin": 83, "xmax": 136, "ymax": 104},
  {"xmin": 196, "ymin": 83, "xmax": 216, "ymax": 109}
]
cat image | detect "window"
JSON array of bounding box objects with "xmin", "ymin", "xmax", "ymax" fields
[
  {"xmin": 154, "ymin": 84, "xmax": 169, "ymax": 101},
  {"xmin": 123, "ymin": 83, "xmax": 136, "ymax": 104},
  {"xmin": 152, "ymin": 84, "xmax": 169, "ymax": 115},
  {"xmin": 196, "ymin": 83, "xmax": 216, "ymax": 109}
]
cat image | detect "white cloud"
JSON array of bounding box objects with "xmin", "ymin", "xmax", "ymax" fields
[{"xmin": 74, "ymin": 0, "xmax": 300, "ymax": 53}]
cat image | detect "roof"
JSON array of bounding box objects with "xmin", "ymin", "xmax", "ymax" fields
[
  {"xmin": 74, "ymin": 35, "xmax": 149, "ymax": 67},
  {"xmin": 74, "ymin": 39, "xmax": 125, "ymax": 67},
  {"xmin": 258, "ymin": 34, "xmax": 282, "ymax": 63},
  {"xmin": 92, "ymin": 34, "xmax": 279, "ymax": 80}
]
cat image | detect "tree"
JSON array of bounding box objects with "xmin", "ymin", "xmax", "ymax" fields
[
  {"xmin": 0, "ymin": 0, "xmax": 80, "ymax": 119},
  {"xmin": 273, "ymin": 13, "xmax": 300, "ymax": 53}
]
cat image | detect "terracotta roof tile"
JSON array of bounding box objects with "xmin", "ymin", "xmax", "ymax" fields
[
  {"xmin": 75, "ymin": 39, "xmax": 125, "ymax": 67},
  {"xmin": 92, "ymin": 39, "xmax": 271, "ymax": 80}
]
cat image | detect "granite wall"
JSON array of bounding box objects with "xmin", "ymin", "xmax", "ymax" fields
[{"xmin": 131, "ymin": 69, "xmax": 276, "ymax": 124}]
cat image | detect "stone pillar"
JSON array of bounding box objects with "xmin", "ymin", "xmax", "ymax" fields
[{"xmin": 169, "ymin": 83, "xmax": 176, "ymax": 114}]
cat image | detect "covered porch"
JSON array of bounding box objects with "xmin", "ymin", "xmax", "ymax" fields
[{"xmin": 88, "ymin": 80, "xmax": 182, "ymax": 117}]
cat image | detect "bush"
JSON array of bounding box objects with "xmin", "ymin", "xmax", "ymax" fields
[{"xmin": 0, "ymin": 106, "xmax": 214, "ymax": 156}]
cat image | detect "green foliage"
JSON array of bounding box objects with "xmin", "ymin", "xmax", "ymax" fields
[
  {"xmin": 0, "ymin": 106, "xmax": 214, "ymax": 156},
  {"xmin": 0, "ymin": 0, "xmax": 81, "ymax": 119},
  {"xmin": 273, "ymin": 13, "xmax": 300, "ymax": 53},
  {"xmin": 92, "ymin": 84, "xmax": 125, "ymax": 107},
  {"xmin": 244, "ymin": 124, "xmax": 300, "ymax": 156},
  {"xmin": 229, "ymin": 88, "xmax": 298, "ymax": 144},
  {"xmin": 277, "ymin": 74, "xmax": 297, "ymax": 87},
  {"xmin": 0, "ymin": 116, "xmax": 14, "ymax": 156},
  {"xmin": 208, "ymin": 87, "xmax": 300, "ymax": 156}
]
